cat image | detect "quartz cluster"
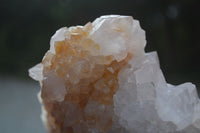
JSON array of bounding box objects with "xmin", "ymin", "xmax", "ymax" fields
[{"xmin": 29, "ymin": 15, "xmax": 200, "ymax": 133}]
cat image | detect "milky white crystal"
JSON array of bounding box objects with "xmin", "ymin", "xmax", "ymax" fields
[{"xmin": 29, "ymin": 15, "xmax": 200, "ymax": 133}]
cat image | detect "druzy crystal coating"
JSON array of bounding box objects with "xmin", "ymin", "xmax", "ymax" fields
[{"xmin": 29, "ymin": 15, "xmax": 200, "ymax": 133}]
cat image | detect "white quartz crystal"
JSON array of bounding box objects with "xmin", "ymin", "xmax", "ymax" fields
[
  {"xmin": 29, "ymin": 15, "xmax": 200, "ymax": 133},
  {"xmin": 115, "ymin": 51, "xmax": 200, "ymax": 132}
]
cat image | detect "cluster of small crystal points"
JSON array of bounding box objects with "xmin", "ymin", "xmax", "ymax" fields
[{"xmin": 29, "ymin": 15, "xmax": 200, "ymax": 133}]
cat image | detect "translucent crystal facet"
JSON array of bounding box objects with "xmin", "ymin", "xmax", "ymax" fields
[{"xmin": 29, "ymin": 15, "xmax": 200, "ymax": 133}]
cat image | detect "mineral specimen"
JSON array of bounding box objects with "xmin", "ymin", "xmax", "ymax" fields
[{"xmin": 29, "ymin": 15, "xmax": 200, "ymax": 133}]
